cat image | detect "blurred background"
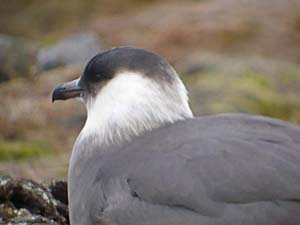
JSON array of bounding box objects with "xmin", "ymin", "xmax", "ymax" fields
[{"xmin": 0, "ymin": 0, "xmax": 299, "ymax": 181}]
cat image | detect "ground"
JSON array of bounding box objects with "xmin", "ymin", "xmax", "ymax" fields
[{"xmin": 0, "ymin": 0, "xmax": 299, "ymax": 181}]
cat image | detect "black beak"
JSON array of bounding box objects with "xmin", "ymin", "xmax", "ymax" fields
[{"xmin": 52, "ymin": 79, "xmax": 84, "ymax": 102}]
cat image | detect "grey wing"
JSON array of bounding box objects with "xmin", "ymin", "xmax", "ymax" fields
[{"xmin": 93, "ymin": 114, "xmax": 300, "ymax": 225}]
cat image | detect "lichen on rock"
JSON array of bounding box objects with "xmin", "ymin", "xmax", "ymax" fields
[{"xmin": 0, "ymin": 176, "xmax": 68, "ymax": 225}]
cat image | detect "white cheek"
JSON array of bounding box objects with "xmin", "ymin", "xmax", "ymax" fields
[{"xmin": 80, "ymin": 71, "xmax": 193, "ymax": 146}]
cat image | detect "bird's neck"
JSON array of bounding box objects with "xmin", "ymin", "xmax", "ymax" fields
[{"xmin": 78, "ymin": 72, "xmax": 193, "ymax": 149}]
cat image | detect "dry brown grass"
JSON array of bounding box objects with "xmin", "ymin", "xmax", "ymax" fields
[
  {"xmin": 218, "ymin": 21, "xmax": 260, "ymax": 49},
  {"xmin": 0, "ymin": 0, "xmax": 164, "ymax": 40},
  {"xmin": 1, "ymin": 53, "xmax": 299, "ymax": 181},
  {"xmin": 0, "ymin": 65, "xmax": 84, "ymax": 150},
  {"xmin": 1, "ymin": 0, "xmax": 300, "ymax": 62},
  {"xmin": 89, "ymin": 0, "xmax": 300, "ymax": 62},
  {"xmin": 1, "ymin": 0, "xmax": 300, "ymax": 181}
]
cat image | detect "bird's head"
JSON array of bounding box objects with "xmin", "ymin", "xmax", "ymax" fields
[{"xmin": 52, "ymin": 47, "xmax": 193, "ymax": 145}]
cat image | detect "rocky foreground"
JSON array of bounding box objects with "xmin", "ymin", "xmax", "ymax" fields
[{"xmin": 0, "ymin": 176, "xmax": 68, "ymax": 225}]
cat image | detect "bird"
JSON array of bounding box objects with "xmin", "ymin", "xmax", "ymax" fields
[{"xmin": 52, "ymin": 46, "xmax": 300, "ymax": 225}]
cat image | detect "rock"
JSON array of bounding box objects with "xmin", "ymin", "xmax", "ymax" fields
[
  {"xmin": 38, "ymin": 33, "xmax": 103, "ymax": 71},
  {"xmin": 49, "ymin": 180, "xmax": 68, "ymax": 205},
  {"xmin": 49, "ymin": 180, "xmax": 68, "ymax": 223},
  {"xmin": 0, "ymin": 34, "xmax": 37, "ymax": 82},
  {"xmin": 0, "ymin": 176, "xmax": 69, "ymax": 224}
]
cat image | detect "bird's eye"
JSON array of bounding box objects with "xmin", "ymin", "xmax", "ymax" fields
[{"xmin": 95, "ymin": 74, "xmax": 102, "ymax": 80}]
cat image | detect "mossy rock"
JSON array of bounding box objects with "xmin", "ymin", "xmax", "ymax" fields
[{"xmin": 0, "ymin": 176, "xmax": 68, "ymax": 224}]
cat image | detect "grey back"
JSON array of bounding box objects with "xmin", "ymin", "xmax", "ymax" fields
[{"xmin": 69, "ymin": 114, "xmax": 300, "ymax": 225}]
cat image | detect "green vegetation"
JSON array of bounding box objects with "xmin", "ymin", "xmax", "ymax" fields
[
  {"xmin": 183, "ymin": 59, "xmax": 300, "ymax": 123},
  {"xmin": 0, "ymin": 141, "xmax": 50, "ymax": 161}
]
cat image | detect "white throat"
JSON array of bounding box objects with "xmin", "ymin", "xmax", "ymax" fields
[{"xmin": 80, "ymin": 71, "xmax": 193, "ymax": 146}]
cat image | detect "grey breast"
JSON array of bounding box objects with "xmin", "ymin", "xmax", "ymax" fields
[{"xmin": 69, "ymin": 113, "xmax": 300, "ymax": 225}]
